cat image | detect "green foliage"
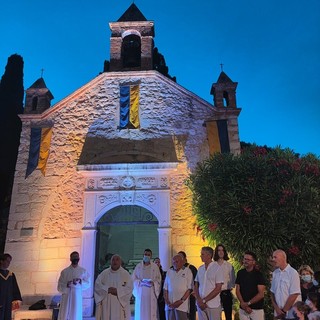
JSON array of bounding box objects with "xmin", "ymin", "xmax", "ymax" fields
[{"xmin": 187, "ymin": 145, "xmax": 320, "ymax": 273}]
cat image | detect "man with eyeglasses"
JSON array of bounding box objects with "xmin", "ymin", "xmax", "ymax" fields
[{"xmin": 235, "ymin": 251, "xmax": 266, "ymax": 320}]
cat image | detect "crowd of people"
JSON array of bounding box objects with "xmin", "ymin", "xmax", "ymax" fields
[{"xmin": 1, "ymin": 247, "xmax": 320, "ymax": 320}]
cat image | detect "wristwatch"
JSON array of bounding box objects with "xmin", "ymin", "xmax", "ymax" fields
[
  {"xmin": 202, "ymin": 299, "xmax": 206, "ymax": 304},
  {"xmin": 248, "ymin": 301, "xmax": 251, "ymax": 306}
]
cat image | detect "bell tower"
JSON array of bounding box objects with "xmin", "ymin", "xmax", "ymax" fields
[
  {"xmin": 109, "ymin": 3, "xmax": 154, "ymax": 72},
  {"xmin": 208, "ymin": 70, "xmax": 242, "ymax": 155},
  {"xmin": 24, "ymin": 77, "xmax": 54, "ymax": 114},
  {"xmin": 210, "ymin": 71, "xmax": 238, "ymax": 108}
]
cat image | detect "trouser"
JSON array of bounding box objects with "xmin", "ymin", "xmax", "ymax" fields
[
  {"xmin": 197, "ymin": 305, "xmax": 222, "ymax": 320},
  {"xmin": 165, "ymin": 309, "xmax": 188, "ymax": 320},
  {"xmin": 220, "ymin": 290, "xmax": 233, "ymax": 320},
  {"xmin": 239, "ymin": 308, "xmax": 264, "ymax": 320},
  {"xmin": 189, "ymin": 295, "xmax": 197, "ymax": 320}
]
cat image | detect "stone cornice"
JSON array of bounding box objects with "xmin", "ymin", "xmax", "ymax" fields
[
  {"xmin": 210, "ymin": 106, "xmax": 242, "ymax": 120},
  {"xmin": 77, "ymin": 162, "xmax": 178, "ymax": 177},
  {"xmin": 109, "ymin": 21, "xmax": 155, "ymax": 37},
  {"xmin": 109, "ymin": 21, "xmax": 155, "ymax": 28}
]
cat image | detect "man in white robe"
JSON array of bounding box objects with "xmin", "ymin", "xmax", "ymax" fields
[
  {"xmin": 94, "ymin": 254, "xmax": 133, "ymax": 320},
  {"xmin": 57, "ymin": 251, "xmax": 90, "ymax": 320},
  {"xmin": 132, "ymin": 248, "xmax": 161, "ymax": 320}
]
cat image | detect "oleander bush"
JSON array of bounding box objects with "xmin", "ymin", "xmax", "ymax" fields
[{"xmin": 187, "ymin": 145, "xmax": 320, "ymax": 274}]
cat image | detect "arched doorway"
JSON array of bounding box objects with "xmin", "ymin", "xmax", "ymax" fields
[
  {"xmin": 78, "ymin": 162, "xmax": 178, "ymax": 316},
  {"xmin": 95, "ymin": 205, "xmax": 159, "ymax": 277}
]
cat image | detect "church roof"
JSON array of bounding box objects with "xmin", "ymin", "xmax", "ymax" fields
[
  {"xmin": 117, "ymin": 3, "xmax": 147, "ymax": 22},
  {"xmin": 29, "ymin": 77, "xmax": 49, "ymax": 89},
  {"xmin": 216, "ymin": 71, "xmax": 234, "ymax": 83}
]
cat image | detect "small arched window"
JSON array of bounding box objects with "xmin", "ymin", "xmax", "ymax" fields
[
  {"xmin": 223, "ymin": 91, "xmax": 229, "ymax": 107},
  {"xmin": 122, "ymin": 34, "xmax": 141, "ymax": 68},
  {"xmin": 32, "ymin": 96, "xmax": 38, "ymax": 111}
]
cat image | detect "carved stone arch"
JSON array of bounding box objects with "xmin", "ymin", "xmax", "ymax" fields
[
  {"xmin": 122, "ymin": 29, "xmax": 141, "ymax": 38},
  {"xmin": 94, "ymin": 194, "xmax": 159, "ymax": 224}
]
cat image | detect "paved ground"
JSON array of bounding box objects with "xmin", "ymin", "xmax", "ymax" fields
[{"xmin": 84, "ymin": 304, "xmax": 135, "ymax": 319}]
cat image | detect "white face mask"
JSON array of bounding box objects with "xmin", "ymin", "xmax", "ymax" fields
[
  {"xmin": 305, "ymin": 299, "xmax": 314, "ymax": 309},
  {"xmin": 143, "ymin": 255, "xmax": 151, "ymax": 263},
  {"xmin": 301, "ymin": 274, "xmax": 312, "ymax": 282}
]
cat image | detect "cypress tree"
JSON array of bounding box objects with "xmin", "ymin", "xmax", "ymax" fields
[{"xmin": 0, "ymin": 54, "xmax": 24, "ymax": 252}]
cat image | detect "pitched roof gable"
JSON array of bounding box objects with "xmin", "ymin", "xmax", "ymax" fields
[{"xmin": 20, "ymin": 71, "xmax": 214, "ymax": 121}]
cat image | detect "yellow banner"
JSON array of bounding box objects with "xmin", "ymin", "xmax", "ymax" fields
[
  {"xmin": 37, "ymin": 127, "xmax": 53, "ymax": 175},
  {"xmin": 206, "ymin": 121, "xmax": 221, "ymax": 155},
  {"xmin": 129, "ymin": 85, "xmax": 140, "ymax": 128}
]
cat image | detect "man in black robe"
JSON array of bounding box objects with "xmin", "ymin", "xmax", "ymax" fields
[{"xmin": 0, "ymin": 253, "xmax": 22, "ymax": 320}]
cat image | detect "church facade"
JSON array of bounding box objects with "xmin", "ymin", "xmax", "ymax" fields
[{"xmin": 5, "ymin": 4, "xmax": 241, "ymax": 316}]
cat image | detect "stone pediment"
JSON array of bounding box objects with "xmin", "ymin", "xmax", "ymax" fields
[{"xmin": 19, "ymin": 71, "xmax": 214, "ymax": 121}]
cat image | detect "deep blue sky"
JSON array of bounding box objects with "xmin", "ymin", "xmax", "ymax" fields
[{"xmin": 1, "ymin": 0, "xmax": 319, "ymax": 156}]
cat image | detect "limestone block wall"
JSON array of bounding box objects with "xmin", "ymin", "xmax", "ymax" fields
[
  {"xmin": 169, "ymin": 163, "xmax": 206, "ymax": 268},
  {"xmin": 6, "ymin": 70, "xmax": 239, "ymax": 299}
]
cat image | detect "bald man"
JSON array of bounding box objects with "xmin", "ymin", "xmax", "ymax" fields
[
  {"xmin": 164, "ymin": 254, "xmax": 193, "ymax": 320},
  {"xmin": 270, "ymin": 250, "xmax": 301, "ymax": 319},
  {"xmin": 94, "ymin": 254, "xmax": 133, "ymax": 320}
]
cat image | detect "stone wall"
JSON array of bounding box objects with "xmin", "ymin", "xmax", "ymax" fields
[{"xmin": 6, "ymin": 71, "xmax": 239, "ymax": 302}]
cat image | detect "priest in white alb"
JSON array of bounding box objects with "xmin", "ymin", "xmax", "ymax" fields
[
  {"xmin": 57, "ymin": 251, "xmax": 91, "ymax": 320},
  {"xmin": 94, "ymin": 254, "xmax": 133, "ymax": 320},
  {"xmin": 132, "ymin": 248, "xmax": 161, "ymax": 320}
]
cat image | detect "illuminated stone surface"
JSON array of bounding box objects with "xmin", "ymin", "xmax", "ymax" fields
[{"xmin": 6, "ymin": 5, "xmax": 241, "ymax": 317}]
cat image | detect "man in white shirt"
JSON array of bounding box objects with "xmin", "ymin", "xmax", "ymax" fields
[
  {"xmin": 194, "ymin": 246, "xmax": 224, "ymax": 320},
  {"xmin": 164, "ymin": 254, "xmax": 193, "ymax": 320},
  {"xmin": 178, "ymin": 251, "xmax": 197, "ymax": 320},
  {"xmin": 270, "ymin": 249, "xmax": 301, "ymax": 319}
]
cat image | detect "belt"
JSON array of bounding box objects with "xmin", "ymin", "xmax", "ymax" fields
[{"xmin": 221, "ymin": 290, "xmax": 232, "ymax": 295}]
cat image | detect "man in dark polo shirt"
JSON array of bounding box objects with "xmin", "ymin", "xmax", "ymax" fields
[{"xmin": 235, "ymin": 251, "xmax": 265, "ymax": 320}]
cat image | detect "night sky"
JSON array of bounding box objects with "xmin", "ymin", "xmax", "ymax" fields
[{"xmin": 1, "ymin": 0, "xmax": 319, "ymax": 155}]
